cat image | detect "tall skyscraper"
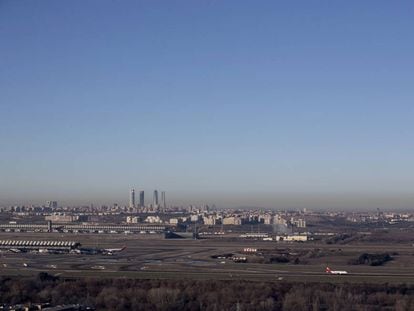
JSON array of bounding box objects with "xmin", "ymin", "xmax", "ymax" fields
[
  {"xmin": 46, "ymin": 201, "xmax": 58, "ymax": 209},
  {"xmin": 153, "ymin": 190, "xmax": 159, "ymax": 207},
  {"xmin": 139, "ymin": 191, "xmax": 145, "ymax": 207},
  {"xmin": 130, "ymin": 189, "xmax": 135, "ymax": 208},
  {"xmin": 161, "ymin": 191, "xmax": 166, "ymax": 210}
]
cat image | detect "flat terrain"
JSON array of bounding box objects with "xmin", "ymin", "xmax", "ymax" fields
[{"xmin": 1, "ymin": 232, "xmax": 414, "ymax": 283}]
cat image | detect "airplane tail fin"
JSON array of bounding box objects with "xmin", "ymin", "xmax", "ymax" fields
[{"xmin": 326, "ymin": 267, "xmax": 331, "ymax": 273}]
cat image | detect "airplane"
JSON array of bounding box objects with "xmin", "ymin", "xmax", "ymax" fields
[
  {"xmin": 75, "ymin": 248, "xmax": 99, "ymax": 255},
  {"xmin": 326, "ymin": 266, "xmax": 348, "ymax": 275},
  {"xmin": 102, "ymin": 246, "xmax": 126, "ymax": 255},
  {"xmin": 73, "ymin": 246, "xmax": 126, "ymax": 255}
]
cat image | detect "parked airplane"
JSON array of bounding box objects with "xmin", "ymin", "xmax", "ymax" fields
[
  {"xmin": 102, "ymin": 246, "xmax": 126, "ymax": 255},
  {"xmin": 73, "ymin": 248, "xmax": 99, "ymax": 255},
  {"xmin": 72, "ymin": 246, "xmax": 126, "ymax": 255},
  {"xmin": 326, "ymin": 267, "xmax": 348, "ymax": 275},
  {"xmin": 38, "ymin": 248, "xmax": 66, "ymax": 254}
]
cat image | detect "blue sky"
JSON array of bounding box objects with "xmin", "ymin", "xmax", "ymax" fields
[{"xmin": 1, "ymin": 1, "xmax": 413, "ymax": 209}]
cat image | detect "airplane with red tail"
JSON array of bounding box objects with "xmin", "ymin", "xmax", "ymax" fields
[{"xmin": 326, "ymin": 266, "xmax": 348, "ymax": 275}]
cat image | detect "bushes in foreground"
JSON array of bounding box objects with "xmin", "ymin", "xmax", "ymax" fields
[
  {"xmin": 349, "ymin": 253, "xmax": 393, "ymax": 266},
  {"xmin": 0, "ymin": 274, "xmax": 413, "ymax": 310}
]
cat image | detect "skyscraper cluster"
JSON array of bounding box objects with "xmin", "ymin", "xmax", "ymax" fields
[
  {"xmin": 129, "ymin": 188, "xmax": 166, "ymax": 212},
  {"xmin": 46, "ymin": 201, "xmax": 58, "ymax": 209}
]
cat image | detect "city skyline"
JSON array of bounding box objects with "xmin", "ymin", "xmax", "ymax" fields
[
  {"xmin": 1, "ymin": 189, "xmax": 413, "ymax": 211},
  {"xmin": 1, "ymin": 1, "xmax": 414, "ymax": 209}
]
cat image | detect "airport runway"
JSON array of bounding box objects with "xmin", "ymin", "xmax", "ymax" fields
[{"xmin": 1, "ymin": 233, "xmax": 414, "ymax": 284}]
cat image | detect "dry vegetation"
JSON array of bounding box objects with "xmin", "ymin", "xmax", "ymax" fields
[{"xmin": 1, "ymin": 273, "xmax": 414, "ymax": 310}]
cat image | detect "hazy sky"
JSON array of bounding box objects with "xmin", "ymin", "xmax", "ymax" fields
[{"xmin": 1, "ymin": 1, "xmax": 413, "ymax": 209}]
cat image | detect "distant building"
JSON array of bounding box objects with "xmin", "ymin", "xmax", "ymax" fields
[
  {"xmin": 190, "ymin": 214, "xmax": 200, "ymax": 222},
  {"xmin": 169, "ymin": 218, "xmax": 179, "ymax": 225},
  {"xmin": 273, "ymin": 215, "xmax": 287, "ymax": 226},
  {"xmin": 126, "ymin": 216, "xmax": 140, "ymax": 223},
  {"xmin": 145, "ymin": 215, "xmax": 162, "ymax": 224},
  {"xmin": 45, "ymin": 214, "xmax": 77, "ymax": 223},
  {"xmin": 153, "ymin": 190, "xmax": 159, "ymax": 207},
  {"xmin": 263, "ymin": 214, "xmax": 273, "ymax": 225},
  {"xmin": 222, "ymin": 216, "xmax": 242, "ymax": 225},
  {"xmin": 291, "ymin": 217, "xmax": 307, "ymax": 228},
  {"xmin": 297, "ymin": 218, "xmax": 306, "ymax": 228},
  {"xmin": 203, "ymin": 216, "xmax": 216, "ymax": 225},
  {"xmin": 240, "ymin": 233, "xmax": 268, "ymax": 238},
  {"xmin": 139, "ymin": 191, "xmax": 145, "ymax": 207},
  {"xmin": 275, "ymin": 234, "xmax": 308, "ymax": 242},
  {"xmin": 129, "ymin": 189, "xmax": 135, "ymax": 208},
  {"xmin": 46, "ymin": 201, "xmax": 58, "ymax": 209},
  {"xmin": 161, "ymin": 191, "xmax": 166, "ymax": 210}
]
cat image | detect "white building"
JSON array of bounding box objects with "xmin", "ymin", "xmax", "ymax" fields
[
  {"xmin": 190, "ymin": 215, "xmax": 200, "ymax": 222},
  {"xmin": 169, "ymin": 218, "xmax": 179, "ymax": 225},
  {"xmin": 145, "ymin": 215, "xmax": 162, "ymax": 224},
  {"xmin": 203, "ymin": 216, "xmax": 216, "ymax": 225},
  {"xmin": 126, "ymin": 216, "xmax": 140, "ymax": 223},
  {"xmin": 223, "ymin": 217, "xmax": 242, "ymax": 225},
  {"xmin": 275, "ymin": 234, "xmax": 308, "ymax": 242}
]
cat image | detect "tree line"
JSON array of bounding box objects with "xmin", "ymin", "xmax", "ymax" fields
[{"xmin": 0, "ymin": 273, "xmax": 413, "ymax": 310}]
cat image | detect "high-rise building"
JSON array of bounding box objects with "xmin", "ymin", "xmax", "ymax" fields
[
  {"xmin": 139, "ymin": 191, "xmax": 145, "ymax": 207},
  {"xmin": 153, "ymin": 190, "xmax": 159, "ymax": 207},
  {"xmin": 130, "ymin": 189, "xmax": 136, "ymax": 208},
  {"xmin": 161, "ymin": 191, "xmax": 166, "ymax": 210},
  {"xmin": 46, "ymin": 201, "xmax": 58, "ymax": 209}
]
